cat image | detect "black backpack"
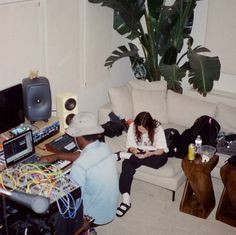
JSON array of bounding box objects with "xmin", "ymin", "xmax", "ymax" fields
[
  {"xmin": 101, "ymin": 121, "xmax": 123, "ymax": 138},
  {"xmin": 168, "ymin": 115, "xmax": 220, "ymax": 158},
  {"xmin": 101, "ymin": 111, "xmax": 129, "ymax": 138}
]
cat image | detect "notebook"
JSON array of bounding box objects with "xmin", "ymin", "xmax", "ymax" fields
[{"xmin": 3, "ymin": 130, "xmax": 39, "ymax": 167}]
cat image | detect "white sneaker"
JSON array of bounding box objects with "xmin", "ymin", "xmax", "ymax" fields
[
  {"xmin": 115, "ymin": 151, "xmax": 132, "ymax": 161},
  {"xmin": 120, "ymin": 152, "xmax": 132, "ymax": 159}
]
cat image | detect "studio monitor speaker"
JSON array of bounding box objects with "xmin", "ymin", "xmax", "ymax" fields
[
  {"xmin": 56, "ymin": 92, "xmax": 78, "ymax": 131},
  {"xmin": 22, "ymin": 77, "xmax": 52, "ymax": 123}
]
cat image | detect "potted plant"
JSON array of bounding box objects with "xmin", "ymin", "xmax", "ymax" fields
[{"xmin": 88, "ymin": 0, "xmax": 221, "ymax": 96}]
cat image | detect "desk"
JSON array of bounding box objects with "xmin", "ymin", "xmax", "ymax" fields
[
  {"xmin": 0, "ymin": 122, "xmax": 83, "ymax": 233},
  {"xmin": 0, "ymin": 131, "xmax": 81, "ymax": 234},
  {"xmin": 35, "ymin": 131, "xmax": 63, "ymax": 155},
  {"xmin": 179, "ymin": 155, "xmax": 219, "ymax": 219},
  {"xmin": 216, "ymin": 163, "xmax": 236, "ymax": 227}
]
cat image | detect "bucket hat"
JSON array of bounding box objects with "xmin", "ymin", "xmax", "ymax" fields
[{"xmin": 66, "ymin": 112, "xmax": 104, "ymax": 137}]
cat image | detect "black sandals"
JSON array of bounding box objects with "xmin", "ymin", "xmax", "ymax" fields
[{"xmin": 116, "ymin": 202, "xmax": 131, "ymax": 217}]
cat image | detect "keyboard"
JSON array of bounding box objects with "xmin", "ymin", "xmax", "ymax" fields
[
  {"xmin": 46, "ymin": 134, "xmax": 78, "ymax": 153},
  {"xmin": 21, "ymin": 153, "xmax": 39, "ymax": 164},
  {"xmin": 50, "ymin": 159, "xmax": 72, "ymax": 172}
]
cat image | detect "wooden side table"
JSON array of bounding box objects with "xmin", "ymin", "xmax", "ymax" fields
[
  {"xmin": 216, "ymin": 163, "xmax": 236, "ymax": 227},
  {"xmin": 179, "ymin": 155, "xmax": 219, "ymax": 219}
]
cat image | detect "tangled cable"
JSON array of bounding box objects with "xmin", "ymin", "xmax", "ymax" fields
[{"xmin": 0, "ymin": 163, "xmax": 81, "ymax": 218}]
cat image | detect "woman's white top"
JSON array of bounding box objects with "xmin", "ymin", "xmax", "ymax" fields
[{"xmin": 126, "ymin": 122, "xmax": 169, "ymax": 153}]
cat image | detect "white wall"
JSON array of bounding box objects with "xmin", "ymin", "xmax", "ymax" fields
[
  {"xmin": 205, "ymin": 0, "xmax": 236, "ymax": 75},
  {"xmin": 77, "ymin": 1, "xmax": 133, "ymax": 113},
  {"xmin": 0, "ymin": 1, "xmax": 41, "ymax": 88},
  {"xmin": 0, "ymin": 0, "xmax": 235, "ymax": 117},
  {"xmin": 186, "ymin": 0, "xmax": 236, "ymax": 94},
  {"xmin": 0, "ymin": 0, "xmax": 132, "ymax": 115}
]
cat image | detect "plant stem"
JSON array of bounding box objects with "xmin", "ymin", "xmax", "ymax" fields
[
  {"xmin": 177, "ymin": 52, "xmax": 187, "ymax": 65},
  {"xmin": 143, "ymin": 11, "xmax": 161, "ymax": 81}
]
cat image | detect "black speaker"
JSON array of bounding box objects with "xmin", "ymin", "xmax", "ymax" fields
[
  {"xmin": 22, "ymin": 77, "xmax": 52, "ymax": 123},
  {"xmin": 56, "ymin": 92, "xmax": 78, "ymax": 131}
]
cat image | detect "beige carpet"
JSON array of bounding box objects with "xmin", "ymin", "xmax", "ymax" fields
[{"xmin": 96, "ymin": 177, "xmax": 235, "ymax": 235}]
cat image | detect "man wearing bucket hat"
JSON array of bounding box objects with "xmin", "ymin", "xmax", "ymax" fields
[{"xmin": 40, "ymin": 112, "xmax": 119, "ymax": 234}]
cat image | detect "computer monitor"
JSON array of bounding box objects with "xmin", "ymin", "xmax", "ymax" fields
[{"xmin": 0, "ymin": 84, "xmax": 25, "ymax": 134}]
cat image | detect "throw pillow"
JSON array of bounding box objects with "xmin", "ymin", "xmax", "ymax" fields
[
  {"xmin": 128, "ymin": 79, "xmax": 167, "ymax": 91},
  {"xmin": 167, "ymin": 90, "xmax": 217, "ymax": 127},
  {"xmin": 216, "ymin": 103, "xmax": 236, "ymax": 133},
  {"xmin": 108, "ymin": 85, "xmax": 133, "ymax": 120},
  {"xmin": 132, "ymin": 89, "xmax": 168, "ymax": 123}
]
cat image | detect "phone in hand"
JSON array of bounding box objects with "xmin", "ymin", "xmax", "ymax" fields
[{"xmin": 137, "ymin": 148, "xmax": 145, "ymax": 154}]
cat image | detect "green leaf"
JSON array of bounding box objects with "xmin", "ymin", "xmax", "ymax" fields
[
  {"xmin": 193, "ymin": 45, "xmax": 211, "ymax": 53},
  {"xmin": 113, "ymin": 11, "xmax": 140, "ymax": 40},
  {"xmin": 104, "ymin": 43, "xmax": 140, "ymax": 68},
  {"xmin": 168, "ymin": 0, "xmax": 197, "ymax": 52},
  {"xmin": 147, "ymin": 0, "xmax": 164, "ymax": 18},
  {"xmin": 159, "ymin": 64, "xmax": 186, "ymax": 93},
  {"xmin": 187, "ymin": 49, "xmax": 221, "ymax": 96},
  {"xmin": 89, "ymin": 0, "xmax": 145, "ymax": 30},
  {"xmin": 161, "ymin": 46, "xmax": 178, "ymax": 65},
  {"xmin": 89, "ymin": 0, "xmax": 221, "ymax": 97}
]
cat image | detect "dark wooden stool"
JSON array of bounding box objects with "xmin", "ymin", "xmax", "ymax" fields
[
  {"xmin": 74, "ymin": 217, "xmax": 93, "ymax": 235},
  {"xmin": 216, "ymin": 163, "xmax": 236, "ymax": 227},
  {"xmin": 180, "ymin": 155, "xmax": 219, "ymax": 219}
]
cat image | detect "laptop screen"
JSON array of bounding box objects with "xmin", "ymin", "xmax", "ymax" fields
[{"xmin": 3, "ymin": 130, "xmax": 34, "ymax": 166}]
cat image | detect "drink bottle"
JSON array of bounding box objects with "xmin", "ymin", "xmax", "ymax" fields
[
  {"xmin": 195, "ymin": 135, "xmax": 202, "ymax": 153},
  {"xmin": 188, "ymin": 143, "xmax": 196, "ymax": 160}
]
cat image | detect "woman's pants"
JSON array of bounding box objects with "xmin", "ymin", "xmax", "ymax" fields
[{"xmin": 119, "ymin": 154, "xmax": 168, "ymax": 194}]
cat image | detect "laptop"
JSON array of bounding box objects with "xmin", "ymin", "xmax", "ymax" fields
[
  {"xmin": 3, "ymin": 130, "xmax": 39, "ymax": 167},
  {"xmin": 3, "ymin": 129, "xmax": 72, "ymax": 171}
]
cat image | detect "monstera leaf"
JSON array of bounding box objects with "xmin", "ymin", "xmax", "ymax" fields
[
  {"xmin": 88, "ymin": 0, "xmax": 145, "ymax": 30},
  {"xmin": 104, "ymin": 43, "xmax": 140, "ymax": 68},
  {"xmin": 187, "ymin": 47, "xmax": 221, "ymax": 96}
]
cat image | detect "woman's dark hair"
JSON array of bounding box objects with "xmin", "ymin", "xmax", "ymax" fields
[{"xmin": 134, "ymin": 112, "xmax": 160, "ymax": 144}]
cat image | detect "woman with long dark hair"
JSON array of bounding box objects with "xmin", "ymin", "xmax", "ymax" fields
[{"xmin": 116, "ymin": 111, "xmax": 168, "ymax": 217}]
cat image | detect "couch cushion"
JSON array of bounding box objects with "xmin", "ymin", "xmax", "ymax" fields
[
  {"xmin": 132, "ymin": 89, "xmax": 168, "ymax": 123},
  {"xmin": 216, "ymin": 103, "xmax": 236, "ymax": 134},
  {"xmin": 116, "ymin": 158, "xmax": 185, "ymax": 191},
  {"xmin": 128, "ymin": 79, "xmax": 167, "ymax": 91},
  {"xmin": 106, "ymin": 133, "xmax": 182, "ymax": 178},
  {"xmin": 167, "ymin": 90, "xmax": 217, "ymax": 128},
  {"xmin": 105, "ymin": 134, "xmax": 128, "ymax": 153},
  {"xmin": 137, "ymin": 157, "xmax": 183, "ymax": 178},
  {"xmin": 108, "ymin": 85, "xmax": 133, "ymax": 120}
]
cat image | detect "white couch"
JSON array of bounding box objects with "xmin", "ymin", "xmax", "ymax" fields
[{"xmin": 98, "ymin": 79, "xmax": 236, "ymax": 201}]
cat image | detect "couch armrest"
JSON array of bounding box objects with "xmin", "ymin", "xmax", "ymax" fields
[{"xmin": 98, "ymin": 102, "xmax": 113, "ymax": 124}]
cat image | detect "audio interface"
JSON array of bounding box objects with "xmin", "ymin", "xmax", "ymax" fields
[{"xmin": 31, "ymin": 116, "xmax": 60, "ymax": 144}]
